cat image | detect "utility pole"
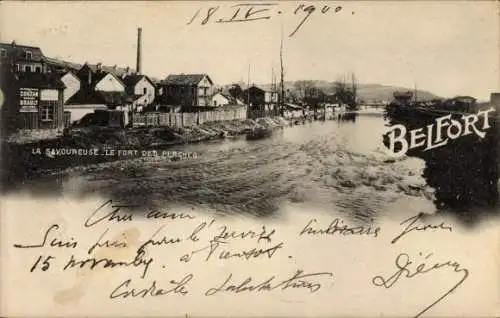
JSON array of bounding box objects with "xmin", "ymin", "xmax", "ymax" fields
[
  {"xmin": 271, "ymin": 66, "xmax": 276, "ymax": 115},
  {"xmin": 351, "ymin": 73, "xmax": 357, "ymax": 108},
  {"xmin": 247, "ymin": 62, "xmax": 251, "ymax": 114},
  {"xmin": 279, "ymin": 29, "xmax": 285, "ymax": 117}
]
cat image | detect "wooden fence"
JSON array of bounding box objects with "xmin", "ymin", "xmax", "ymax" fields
[
  {"xmin": 132, "ymin": 107, "xmax": 247, "ymax": 127},
  {"xmin": 247, "ymin": 109, "xmax": 280, "ymax": 119}
]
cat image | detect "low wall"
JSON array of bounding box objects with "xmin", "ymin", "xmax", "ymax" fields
[{"xmin": 132, "ymin": 107, "xmax": 247, "ymax": 127}]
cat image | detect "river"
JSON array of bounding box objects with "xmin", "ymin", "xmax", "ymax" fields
[{"xmin": 15, "ymin": 112, "xmax": 440, "ymax": 224}]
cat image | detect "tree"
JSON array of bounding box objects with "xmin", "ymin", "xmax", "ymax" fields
[
  {"xmin": 294, "ymin": 80, "xmax": 314, "ymax": 101},
  {"xmin": 333, "ymin": 75, "xmax": 348, "ymax": 105},
  {"xmin": 228, "ymin": 84, "xmax": 244, "ymax": 101},
  {"xmin": 333, "ymin": 73, "xmax": 358, "ymax": 109},
  {"xmin": 304, "ymin": 86, "xmax": 325, "ymax": 107},
  {"xmin": 350, "ymin": 73, "xmax": 358, "ymax": 107}
]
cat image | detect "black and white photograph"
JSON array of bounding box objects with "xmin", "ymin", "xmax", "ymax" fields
[{"xmin": 0, "ymin": 1, "xmax": 499, "ymax": 317}]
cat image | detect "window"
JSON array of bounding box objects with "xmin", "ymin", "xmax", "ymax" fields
[
  {"xmin": 35, "ymin": 66, "xmax": 41, "ymax": 73},
  {"xmin": 25, "ymin": 51, "xmax": 33, "ymax": 60},
  {"xmin": 143, "ymin": 87, "xmax": 147, "ymax": 94},
  {"xmin": 15, "ymin": 64, "xmax": 19, "ymax": 71},
  {"xmin": 0, "ymin": 49, "xmax": 6, "ymax": 58},
  {"xmin": 25, "ymin": 65, "xmax": 32, "ymax": 72},
  {"xmin": 40, "ymin": 104, "xmax": 54, "ymax": 121}
]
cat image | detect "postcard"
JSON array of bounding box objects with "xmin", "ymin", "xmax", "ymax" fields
[{"xmin": 0, "ymin": 1, "xmax": 499, "ymax": 317}]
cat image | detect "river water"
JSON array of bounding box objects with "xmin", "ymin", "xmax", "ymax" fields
[{"xmin": 19, "ymin": 111, "xmax": 438, "ymax": 224}]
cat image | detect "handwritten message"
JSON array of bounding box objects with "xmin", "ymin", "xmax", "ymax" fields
[{"xmin": 6, "ymin": 199, "xmax": 475, "ymax": 318}]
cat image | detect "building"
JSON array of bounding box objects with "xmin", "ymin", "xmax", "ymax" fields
[
  {"xmin": 443, "ymin": 96, "xmax": 477, "ymax": 112},
  {"xmin": 161, "ymin": 74, "xmax": 214, "ymax": 107},
  {"xmin": 59, "ymin": 71, "xmax": 80, "ymax": 103},
  {"xmin": 0, "ymin": 70, "xmax": 66, "ymax": 134},
  {"xmin": 265, "ymin": 90, "xmax": 279, "ymax": 104},
  {"xmin": 242, "ymin": 85, "xmax": 278, "ymax": 110},
  {"xmin": 76, "ymin": 63, "xmax": 127, "ymax": 92},
  {"xmin": 43, "ymin": 57, "xmax": 82, "ymax": 74},
  {"xmin": 122, "ymin": 74, "xmax": 156, "ymax": 111},
  {"xmin": 0, "ymin": 41, "xmax": 50, "ymax": 74},
  {"xmin": 0, "ymin": 42, "xmax": 68, "ymax": 136},
  {"xmin": 65, "ymin": 63, "xmax": 127, "ymax": 123},
  {"xmin": 243, "ymin": 85, "xmax": 266, "ymax": 108},
  {"xmin": 211, "ymin": 92, "xmax": 232, "ymax": 107}
]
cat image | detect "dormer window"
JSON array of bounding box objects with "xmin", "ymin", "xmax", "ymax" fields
[
  {"xmin": 25, "ymin": 51, "xmax": 32, "ymax": 60},
  {"xmin": 0, "ymin": 49, "xmax": 6, "ymax": 58}
]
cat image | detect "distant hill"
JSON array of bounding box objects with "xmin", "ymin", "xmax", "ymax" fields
[
  {"xmin": 356, "ymin": 83, "xmax": 440, "ymax": 102},
  {"xmin": 230, "ymin": 80, "xmax": 441, "ymax": 102}
]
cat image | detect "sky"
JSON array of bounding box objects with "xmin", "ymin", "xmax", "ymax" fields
[{"xmin": 1, "ymin": 1, "xmax": 499, "ymax": 100}]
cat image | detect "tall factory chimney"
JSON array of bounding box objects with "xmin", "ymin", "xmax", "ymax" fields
[{"xmin": 136, "ymin": 27, "xmax": 142, "ymax": 75}]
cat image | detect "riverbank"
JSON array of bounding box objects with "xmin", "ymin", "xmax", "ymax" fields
[{"xmin": 1, "ymin": 117, "xmax": 289, "ymax": 186}]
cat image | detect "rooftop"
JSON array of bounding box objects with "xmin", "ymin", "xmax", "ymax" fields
[{"xmin": 164, "ymin": 74, "xmax": 212, "ymax": 86}]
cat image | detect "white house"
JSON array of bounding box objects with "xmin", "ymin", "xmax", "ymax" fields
[
  {"xmin": 65, "ymin": 64, "xmax": 127, "ymax": 123},
  {"xmin": 60, "ymin": 71, "xmax": 80, "ymax": 103},
  {"xmin": 211, "ymin": 92, "xmax": 231, "ymax": 107},
  {"xmin": 122, "ymin": 74, "xmax": 156, "ymax": 111},
  {"xmin": 265, "ymin": 91, "xmax": 278, "ymax": 104},
  {"xmin": 94, "ymin": 73, "xmax": 125, "ymax": 92}
]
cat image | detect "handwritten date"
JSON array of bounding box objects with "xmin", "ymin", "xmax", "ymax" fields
[{"xmin": 187, "ymin": 3, "xmax": 344, "ymax": 37}]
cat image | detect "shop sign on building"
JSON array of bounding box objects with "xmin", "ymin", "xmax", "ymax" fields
[
  {"xmin": 40, "ymin": 89, "xmax": 59, "ymax": 101},
  {"xmin": 19, "ymin": 87, "xmax": 39, "ymax": 112}
]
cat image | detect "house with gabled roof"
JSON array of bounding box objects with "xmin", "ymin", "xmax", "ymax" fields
[
  {"xmin": 64, "ymin": 63, "xmax": 127, "ymax": 123},
  {"xmin": 59, "ymin": 70, "xmax": 80, "ymax": 104},
  {"xmin": 76, "ymin": 63, "xmax": 126, "ymax": 92},
  {"xmin": 122, "ymin": 74, "xmax": 156, "ymax": 111},
  {"xmin": 161, "ymin": 74, "xmax": 214, "ymax": 107},
  {"xmin": 211, "ymin": 92, "xmax": 232, "ymax": 107}
]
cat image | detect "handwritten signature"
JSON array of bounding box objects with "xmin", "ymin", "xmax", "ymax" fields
[
  {"xmin": 187, "ymin": 3, "xmax": 345, "ymax": 37},
  {"xmin": 372, "ymin": 252, "xmax": 469, "ymax": 318}
]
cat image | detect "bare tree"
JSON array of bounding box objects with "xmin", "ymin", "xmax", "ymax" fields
[
  {"xmin": 294, "ymin": 81, "xmax": 307, "ymax": 100},
  {"xmin": 294, "ymin": 80, "xmax": 315, "ymax": 102},
  {"xmin": 333, "ymin": 75, "xmax": 348, "ymax": 104},
  {"xmin": 333, "ymin": 73, "xmax": 358, "ymax": 109},
  {"xmin": 351, "ymin": 73, "xmax": 357, "ymax": 106}
]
